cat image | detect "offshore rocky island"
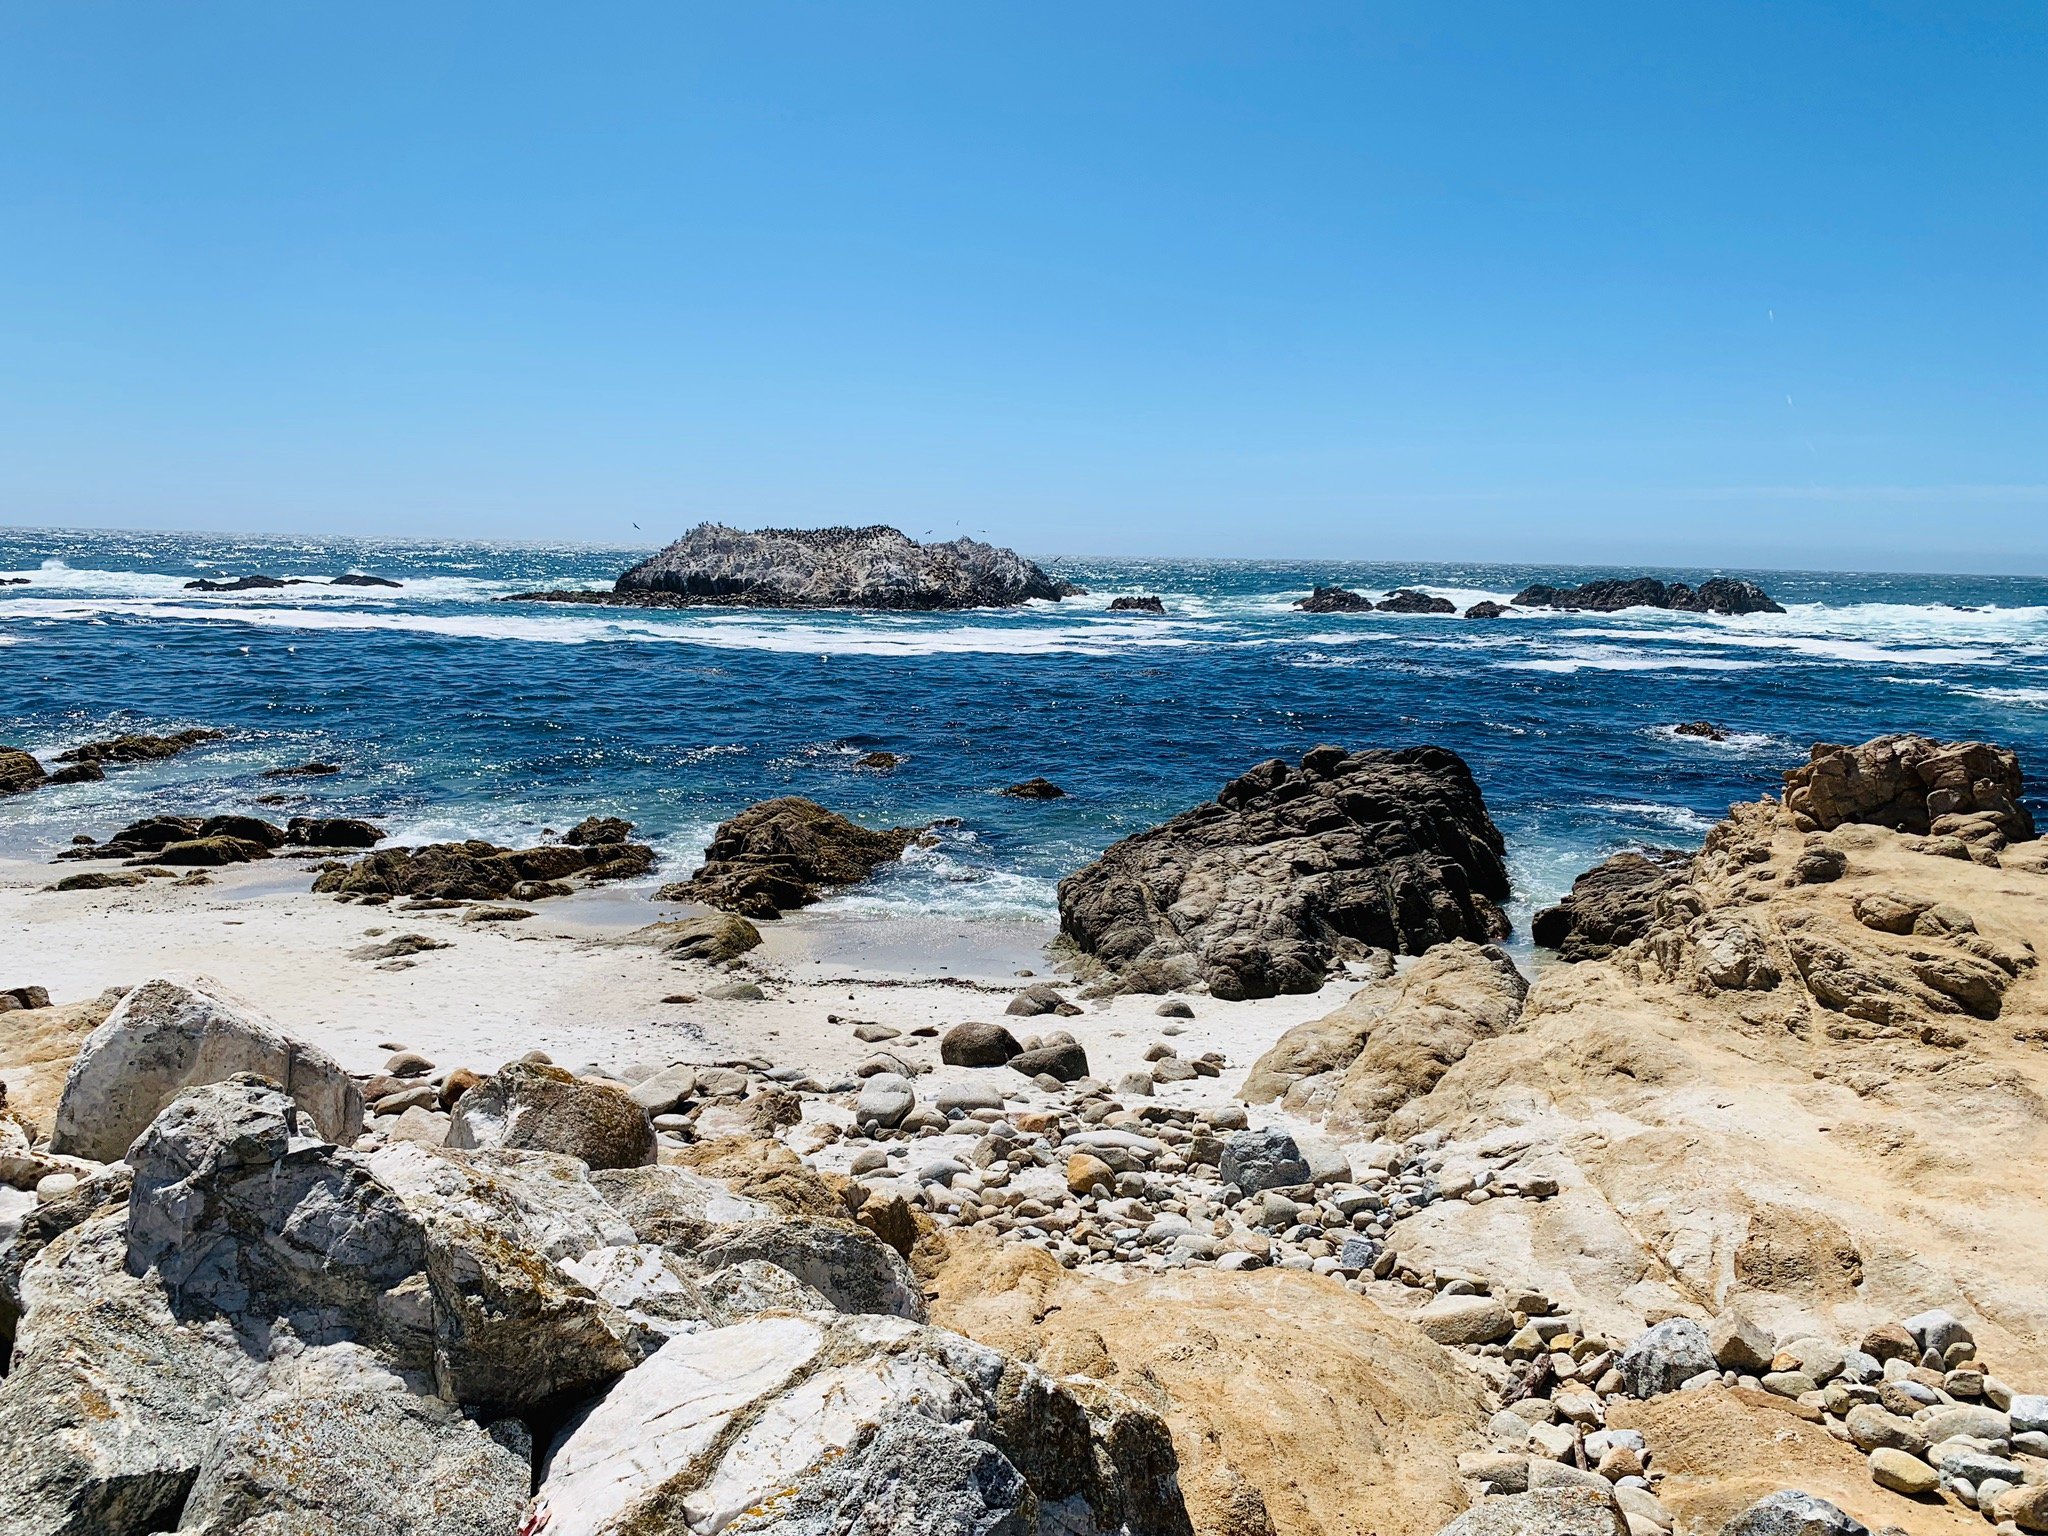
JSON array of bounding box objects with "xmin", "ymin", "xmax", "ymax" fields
[{"xmin": 3, "ymin": 707, "xmax": 2047, "ymax": 1536}]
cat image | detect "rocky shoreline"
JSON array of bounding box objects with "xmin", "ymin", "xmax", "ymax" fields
[{"xmin": 1, "ymin": 730, "xmax": 2045, "ymax": 1535}]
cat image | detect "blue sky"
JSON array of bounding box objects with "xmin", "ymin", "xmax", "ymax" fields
[{"xmin": 0, "ymin": 4, "xmax": 2042, "ymax": 569}]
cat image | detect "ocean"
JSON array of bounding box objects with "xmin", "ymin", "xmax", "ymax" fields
[{"xmin": 4, "ymin": 527, "xmax": 2045, "ymax": 945}]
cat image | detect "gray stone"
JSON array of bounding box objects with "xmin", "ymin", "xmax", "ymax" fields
[
  {"xmin": 1710, "ymin": 1311, "xmax": 1776, "ymax": 1374},
  {"xmin": 0, "ymin": 1213, "xmax": 239, "ymax": 1536},
  {"xmin": 629, "ymin": 1064, "xmax": 698, "ymax": 1114},
  {"xmin": 1901, "ymin": 1309, "xmax": 1972, "ymax": 1359},
  {"xmin": 2009, "ymin": 1394, "xmax": 2048, "ymax": 1435},
  {"xmin": 588, "ymin": 1164, "xmax": 774, "ymax": 1250},
  {"xmin": 934, "ymin": 1081, "xmax": 1006, "ymax": 1116},
  {"xmin": 1219, "ymin": 1128, "xmax": 1310, "ymax": 1195},
  {"xmin": 1433, "ymin": 1487, "xmax": 1627, "ymax": 1536},
  {"xmin": 1867, "ymin": 1447, "xmax": 1937, "ymax": 1496},
  {"xmin": 1005, "ymin": 1041, "xmax": 1089, "ymax": 1082},
  {"xmin": 174, "ymin": 1344, "xmax": 532, "ymax": 1536},
  {"xmin": 1718, "ymin": 1490, "xmax": 1869, "ymax": 1536},
  {"xmin": 939, "ymin": 1021, "xmax": 1022, "ymax": 1067},
  {"xmin": 445, "ymin": 1060, "xmax": 656, "ymax": 1170},
  {"xmin": 50, "ymin": 977, "xmax": 363, "ymax": 1161},
  {"xmin": 527, "ymin": 1311, "xmax": 1190, "ymax": 1536},
  {"xmin": 1780, "ymin": 1336, "xmax": 1847, "ymax": 1384},
  {"xmin": 856, "ymin": 1072, "xmax": 917, "ymax": 1129},
  {"xmin": 1844, "ymin": 1404, "xmax": 1926, "ymax": 1456},
  {"xmin": 693, "ymin": 1218, "xmax": 927, "ymax": 1322},
  {"xmin": 1920, "ymin": 1404, "xmax": 2009, "ymax": 1445},
  {"xmin": 1617, "ymin": 1318, "xmax": 1716, "ymax": 1399}
]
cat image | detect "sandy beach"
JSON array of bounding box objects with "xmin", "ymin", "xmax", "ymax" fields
[{"xmin": 0, "ymin": 853, "xmax": 1370, "ymax": 1110}]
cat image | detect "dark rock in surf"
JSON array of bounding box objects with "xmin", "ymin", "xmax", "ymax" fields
[
  {"xmin": 1295, "ymin": 586, "xmax": 1371, "ymax": 613},
  {"xmin": 0, "ymin": 748, "xmax": 48, "ymax": 796},
  {"xmin": 262, "ymin": 761, "xmax": 341, "ymax": 778},
  {"xmin": 1510, "ymin": 576, "xmax": 1783, "ymax": 615},
  {"xmin": 329, "ymin": 574, "xmax": 402, "ymax": 588},
  {"xmin": 1464, "ymin": 601, "xmax": 1507, "ymax": 619},
  {"xmin": 182, "ymin": 575, "xmax": 314, "ymax": 592},
  {"xmin": 1057, "ymin": 745, "xmax": 1512, "ymax": 999},
  {"xmin": 506, "ymin": 523, "xmax": 1077, "ymax": 611},
  {"xmin": 1374, "ymin": 589, "xmax": 1455, "ymax": 614},
  {"xmin": 1673, "ymin": 721, "xmax": 1727, "ymax": 741},
  {"xmin": 285, "ymin": 817, "xmax": 386, "ymax": 849},
  {"xmin": 1001, "ymin": 778, "xmax": 1067, "ymax": 800},
  {"xmin": 1531, "ymin": 849, "xmax": 1694, "ymax": 961},
  {"xmin": 1109, "ymin": 595, "xmax": 1167, "ymax": 614},
  {"xmin": 676, "ymin": 797, "xmax": 921, "ymax": 919},
  {"xmin": 562, "ymin": 815, "xmax": 634, "ymax": 846},
  {"xmin": 55, "ymin": 728, "xmax": 225, "ymax": 766},
  {"xmin": 855, "ymin": 751, "xmax": 901, "ymax": 771}
]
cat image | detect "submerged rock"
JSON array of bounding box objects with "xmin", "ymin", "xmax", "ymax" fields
[
  {"xmin": 674, "ymin": 796, "xmax": 920, "ymax": 918},
  {"xmin": 1057, "ymin": 745, "xmax": 1511, "ymax": 998},
  {"xmin": 1531, "ymin": 849, "xmax": 1694, "ymax": 961},
  {"xmin": 1511, "ymin": 576, "xmax": 1783, "ymax": 614},
  {"xmin": 1001, "ymin": 777, "xmax": 1067, "ymax": 799},
  {"xmin": 510, "ymin": 523, "xmax": 1077, "ymax": 611}
]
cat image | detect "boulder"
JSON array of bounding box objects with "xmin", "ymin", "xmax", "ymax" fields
[
  {"xmin": 561, "ymin": 815, "xmax": 633, "ymax": 846},
  {"xmin": 1109, "ymin": 595, "xmax": 1166, "ymax": 613},
  {"xmin": 527, "ymin": 1311, "xmax": 1190, "ymax": 1536},
  {"xmin": 50, "ymin": 977, "xmax": 362, "ymax": 1162},
  {"xmin": 0, "ymin": 1213, "xmax": 240, "ymax": 1536},
  {"xmin": 1295, "ymin": 585, "xmax": 1371, "ymax": 613},
  {"xmin": 941, "ymin": 1020, "xmax": 1022, "ymax": 1067},
  {"xmin": 692, "ymin": 1217, "xmax": 927, "ymax": 1321},
  {"xmin": 0, "ymin": 747, "xmax": 47, "ymax": 796},
  {"xmin": 856, "ymin": 1072, "xmax": 918, "ymax": 1129},
  {"xmin": 628, "ymin": 1064, "xmax": 698, "ymax": 1115},
  {"xmin": 1616, "ymin": 1318, "xmax": 1716, "ymax": 1398},
  {"xmin": 1510, "ymin": 576, "xmax": 1782, "ymax": 615},
  {"xmin": 671, "ymin": 797, "xmax": 920, "ymax": 917},
  {"xmin": 445, "ymin": 1061, "xmax": 656, "ymax": 1170},
  {"xmin": 642, "ymin": 911, "xmax": 762, "ymax": 961},
  {"xmin": 1219, "ymin": 1128, "xmax": 1310, "ymax": 1195},
  {"xmin": 1376, "ymin": 588, "xmax": 1456, "ymax": 614},
  {"xmin": 283, "ymin": 816, "xmax": 385, "ymax": 848},
  {"xmin": 1006, "ymin": 1041, "xmax": 1089, "ymax": 1082},
  {"xmin": 1531, "ymin": 849, "xmax": 1693, "ymax": 961},
  {"xmin": 1782, "ymin": 735, "xmax": 2033, "ymax": 841},
  {"xmin": 1709, "ymin": 1309, "xmax": 1777, "ymax": 1374},
  {"xmin": 1057, "ymin": 745, "xmax": 1510, "ymax": 999},
  {"xmin": 1464, "ymin": 601, "xmax": 1507, "ymax": 619},
  {"xmin": 174, "ymin": 1345, "xmax": 532, "ymax": 1536},
  {"xmin": 1416, "ymin": 1295, "xmax": 1515, "ymax": 1346},
  {"xmin": 1432, "ymin": 1486, "xmax": 1627, "ymax": 1536},
  {"xmin": 590, "ymin": 1164, "xmax": 775, "ymax": 1250},
  {"xmin": 1718, "ymin": 1490, "xmax": 1869, "ymax": 1536}
]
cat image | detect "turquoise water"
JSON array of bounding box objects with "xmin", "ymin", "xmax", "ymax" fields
[{"xmin": 4, "ymin": 527, "xmax": 2045, "ymax": 935}]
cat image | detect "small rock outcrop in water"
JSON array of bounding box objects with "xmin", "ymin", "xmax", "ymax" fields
[
  {"xmin": 1531, "ymin": 848, "xmax": 1694, "ymax": 961},
  {"xmin": 1510, "ymin": 576, "xmax": 1784, "ymax": 614},
  {"xmin": 261, "ymin": 759, "xmax": 341, "ymax": 778},
  {"xmin": 55, "ymin": 728, "xmax": 226, "ymax": 766},
  {"xmin": 505, "ymin": 523, "xmax": 1078, "ymax": 611},
  {"xmin": 182, "ymin": 574, "xmax": 315, "ymax": 591},
  {"xmin": 1109, "ymin": 595, "xmax": 1167, "ymax": 613},
  {"xmin": 1296, "ymin": 585, "xmax": 1371, "ymax": 613},
  {"xmin": 1464, "ymin": 601, "xmax": 1507, "ymax": 619},
  {"xmin": 1057, "ymin": 745, "xmax": 1512, "ymax": 999},
  {"xmin": 329, "ymin": 573, "xmax": 402, "ymax": 587},
  {"xmin": 671, "ymin": 797, "xmax": 921, "ymax": 918},
  {"xmin": 1375, "ymin": 589, "xmax": 1456, "ymax": 614},
  {"xmin": 1673, "ymin": 720, "xmax": 1727, "ymax": 740},
  {"xmin": 1001, "ymin": 777, "xmax": 1067, "ymax": 800}
]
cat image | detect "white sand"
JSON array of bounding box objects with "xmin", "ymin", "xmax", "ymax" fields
[{"xmin": 0, "ymin": 855, "xmax": 1368, "ymax": 1097}]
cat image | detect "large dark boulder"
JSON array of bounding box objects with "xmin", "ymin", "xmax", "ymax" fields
[
  {"xmin": 1294, "ymin": 585, "xmax": 1371, "ymax": 613},
  {"xmin": 1510, "ymin": 576, "xmax": 1783, "ymax": 615},
  {"xmin": 674, "ymin": 797, "xmax": 920, "ymax": 918},
  {"xmin": 1374, "ymin": 589, "xmax": 1455, "ymax": 614},
  {"xmin": 505, "ymin": 523, "xmax": 1077, "ymax": 611},
  {"xmin": 1532, "ymin": 849, "xmax": 1694, "ymax": 961},
  {"xmin": 0, "ymin": 747, "xmax": 46, "ymax": 796},
  {"xmin": 1108, "ymin": 595, "xmax": 1166, "ymax": 613},
  {"xmin": 1057, "ymin": 745, "xmax": 1511, "ymax": 999}
]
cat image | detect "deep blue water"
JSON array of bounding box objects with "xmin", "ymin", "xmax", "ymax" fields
[{"xmin": 4, "ymin": 527, "xmax": 2046, "ymax": 935}]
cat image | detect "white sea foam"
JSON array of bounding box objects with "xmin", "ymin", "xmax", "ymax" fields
[
  {"xmin": 1647, "ymin": 724, "xmax": 1780, "ymax": 751},
  {"xmin": 1588, "ymin": 801, "xmax": 1720, "ymax": 833},
  {"xmin": 1952, "ymin": 685, "xmax": 2048, "ymax": 708},
  {"xmin": 1501, "ymin": 645, "xmax": 1764, "ymax": 673}
]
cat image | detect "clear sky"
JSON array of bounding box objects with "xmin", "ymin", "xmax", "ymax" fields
[{"xmin": 1, "ymin": 4, "xmax": 2042, "ymax": 570}]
